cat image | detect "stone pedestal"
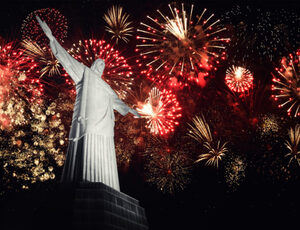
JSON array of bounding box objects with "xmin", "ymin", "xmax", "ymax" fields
[{"xmin": 72, "ymin": 182, "xmax": 149, "ymax": 230}]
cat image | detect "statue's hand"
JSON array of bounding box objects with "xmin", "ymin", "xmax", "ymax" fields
[
  {"xmin": 129, "ymin": 108, "xmax": 141, "ymax": 118},
  {"xmin": 35, "ymin": 15, "xmax": 54, "ymax": 42}
]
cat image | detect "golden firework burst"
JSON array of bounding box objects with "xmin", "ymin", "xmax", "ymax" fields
[
  {"xmin": 285, "ymin": 124, "xmax": 300, "ymax": 166},
  {"xmin": 144, "ymin": 136, "xmax": 192, "ymax": 194},
  {"xmin": 187, "ymin": 115, "xmax": 212, "ymax": 143},
  {"xmin": 103, "ymin": 5, "xmax": 134, "ymax": 44},
  {"xmin": 21, "ymin": 39, "xmax": 61, "ymax": 77},
  {"xmin": 188, "ymin": 114, "xmax": 228, "ymax": 167},
  {"xmin": 225, "ymin": 155, "xmax": 246, "ymax": 190}
]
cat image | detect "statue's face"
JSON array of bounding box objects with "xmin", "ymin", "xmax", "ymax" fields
[{"xmin": 91, "ymin": 59, "xmax": 105, "ymax": 75}]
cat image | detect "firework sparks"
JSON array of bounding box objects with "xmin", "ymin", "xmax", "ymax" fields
[
  {"xmin": 115, "ymin": 137, "xmax": 135, "ymax": 168},
  {"xmin": 225, "ymin": 65, "xmax": 253, "ymax": 93},
  {"xmin": 224, "ymin": 155, "xmax": 246, "ymax": 191},
  {"xmin": 272, "ymin": 51, "xmax": 300, "ymax": 117},
  {"xmin": 114, "ymin": 112, "xmax": 146, "ymax": 169},
  {"xmin": 257, "ymin": 114, "xmax": 280, "ymax": 137},
  {"xmin": 187, "ymin": 115, "xmax": 212, "ymax": 143},
  {"xmin": 21, "ymin": 8, "xmax": 68, "ymax": 47},
  {"xmin": 188, "ymin": 115, "xmax": 228, "ymax": 167},
  {"xmin": 136, "ymin": 3, "xmax": 229, "ymax": 87},
  {"xmin": 21, "ymin": 39, "xmax": 75, "ymax": 95},
  {"xmin": 144, "ymin": 137, "xmax": 192, "ymax": 194},
  {"xmin": 21, "ymin": 39, "xmax": 61, "ymax": 77},
  {"xmin": 196, "ymin": 141, "xmax": 227, "ymax": 167},
  {"xmin": 285, "ymin": 124, "xmax": 300, "ymax": 166},
  {"xmin": 136, "ymin": 86, "xmax": 182, "ymax": 136},
  {"xmin": 21, "ymin": 40, "xmax": 76, "ymax": 95},
  {"xmin": 0, "ymin": 96, "xmax": 69, "ymax": 193},
  {"xmin": 0, "ymin": 96, "xmax": 27, "ymax": 131},
  {"xmin": 68, "ymin": 39, "xmax": 133, "ymax": 99},
  {"xmin": 103, "ymin": 5, "xmax": 134, "ymax": 44},
  {"xmin": 0, "ymin": 40, "xmax": 44, "ymax": 127},
  {"xmin": 221, "ymin": 5, "xmax": 299, "ymax": 63}
]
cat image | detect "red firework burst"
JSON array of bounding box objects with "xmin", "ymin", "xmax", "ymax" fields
[
  {"xmin": 0, "ymin": 40, "xmax": 44, "ymax": 129},
  {"xmin": 271, "ymin": 51, "xmax": 300, "ymax": 117},
  {"xmin": 225, "ymin": 65, "xmax": 253, "ymax": 93},
  {"xmin": 136, "ymin": 86, "xmax": 182, "ymax": 136},
  {"xmin": 20, "ymin": 39, "xmax": 76, "ymax": 96},
  {"xmin": 21, "ymin": 8, "xmax": 68, "ymax": 47},
  {"xmin": 0, "ymin": 41, "xmax": 44, "ymax": 103},
  {"xmin": 135, "ymin": 3, "xmax": 229, "ymax": 88},
  {"xmin": 68, "ymin": 39, "xmax": 134, "ymax": 99}
]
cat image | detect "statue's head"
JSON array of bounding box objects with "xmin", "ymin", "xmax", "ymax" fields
[{"xmin": 91, "ymin": 58, "xmax": 105, "ymax": 75}]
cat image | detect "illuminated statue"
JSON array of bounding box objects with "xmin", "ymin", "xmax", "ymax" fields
[{"xmin": 36, "ymin": 16, "xmax": 140, "ymax": 191}]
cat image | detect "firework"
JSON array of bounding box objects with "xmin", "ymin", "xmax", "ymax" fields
[
  {"xmin": 136, "ymin": 3, "xmax": 229, "ymax": 87},
  {"xmin": 136, "ymin": 86, "xmax": 182, "ymax": 136},
  {"xmin": 257, "ymin": 114, "xmax": 280, "ymax": 137},
  {"xmin": 103, "ymin": 5, "xmax": 134, "ymax": 44},
  {"xmin": 0, "ymin": 96, "xmax": 69, "ymax": 193},
  {"xmin": 114, "ymin": 113, "xmax": 146, "ymax": 168},
  {"xmin": 221, "ymin": 5, "xmax": 299, "ymax": 63},
  {"xmin": 115, "ymin": 138, "xmax": 135, "ymax": 168},
  {"xmin": 68, "ymin": 39, "xmax": 133, "ymax": 99},
  {"xmin": 21, "ymin": 39, "xmax": 62, "ymax": 77},
  {"xmin": 187, "ymin": 115, "xmax": 212, "ymax": 143},
  {"xmin": 188, "ymin": 115, "xmax": 228, "ymax": 167},
  {"xmin": 225, "ymin": 65, "xmax": 253, "ymax": 93},
  {"xmin": 272, "ymin": 51, "xmax": 300, "ymax": 117},
  {"xmin": 0, "ymin": 40, "xmax": 44, "ymax": 130},
  {"xmin": 144, "ymin": 137, "xmax": 192, "ymax": 194},
  {"xmin": 113, "ymin": 81, "xmax": 152, "ymax": 167},
  {"xmin": 224, "ymin": 155, "xmax": 246, "ymax": 191},
  {"xmin": 21, "ymin": 39, "xmax": 76, "ymax": 96},
  {"xmin": 0, "ymin": 96, "xmax": 27, "ymax": 131},
  {"xmin": 21, "ymin": 8, "xmax": 68, "ymax": 47},
  {"xmin": 249, "ymin": 116, "xmax": 295, "ymax": 182},
  {"xmin": 196, "ymin": 141, "xmax": 227, "ymax": 167},
  {"xmin": 285, "ymin": 124, "xmax": 300, "ymax": 166}
]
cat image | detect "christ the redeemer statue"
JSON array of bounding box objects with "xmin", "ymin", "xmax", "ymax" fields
[{"xmin": 36, "ymin": 16, "xmax": 140, "ymax": 191}]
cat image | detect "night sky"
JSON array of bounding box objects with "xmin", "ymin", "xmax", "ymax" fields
[{"xmin": 0, "ymin": 0, "xmax": 299, "ymax": 229}]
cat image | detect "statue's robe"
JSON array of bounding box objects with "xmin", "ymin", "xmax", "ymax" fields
[{"xmin": 50, "ymin": 38, "xmax": 130, "ymax": 191}]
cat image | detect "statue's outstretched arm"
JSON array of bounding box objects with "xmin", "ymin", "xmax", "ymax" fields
[
  {"xmin": 112, "ymin": 94, "xmax": 141, "ymax": 118},
  {"xmin": 36, "ymin": 15, "xmax": 84, "ymax": 84}
]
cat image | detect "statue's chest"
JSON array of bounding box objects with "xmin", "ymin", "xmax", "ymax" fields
[{"xmin": 83, "ymin": 75, "xmax": 109, "ymax": 107}]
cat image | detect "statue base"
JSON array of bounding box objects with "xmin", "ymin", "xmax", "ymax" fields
[{"xmin": 72, "ymin": 182, "xmax": 149, "ymax": 230}]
